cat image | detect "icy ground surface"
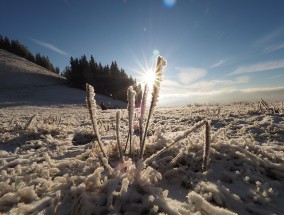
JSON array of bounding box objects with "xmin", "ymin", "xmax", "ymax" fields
[{"xmin": 0, "ymin": 104, "xmax": 284, "ymax": 214}]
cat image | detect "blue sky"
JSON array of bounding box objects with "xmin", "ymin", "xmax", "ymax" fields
[{"xmin": 1, "ymin": 0, "xmax": 284, "ymax": 105}]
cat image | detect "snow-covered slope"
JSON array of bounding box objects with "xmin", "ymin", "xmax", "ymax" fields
[{"xmin": 0, "ymin": 49, "xmax": 126, "ymax": 108}]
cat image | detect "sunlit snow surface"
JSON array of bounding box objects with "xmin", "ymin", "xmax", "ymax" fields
[{"xmin": 0, "ymin": 104, "xmax": 284, "ymax": 214}]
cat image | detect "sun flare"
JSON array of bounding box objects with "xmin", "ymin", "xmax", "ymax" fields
[{"xmin": 142, "ymin": 70, "xmax": 156, "ymax": 87}]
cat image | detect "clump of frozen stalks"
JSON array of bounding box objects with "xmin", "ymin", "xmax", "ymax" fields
[{"xmin": 86, "ymin": 55, "xmax": 211, "ymax": 170}]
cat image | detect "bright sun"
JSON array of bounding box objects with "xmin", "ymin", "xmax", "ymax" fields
[
  {"xmin": 132, "ymin": 56, "xmax": 158, "ymax": 89},
  {"xmin": 142, "ymin": 70, "xmax": 156, "ymax": 87}
]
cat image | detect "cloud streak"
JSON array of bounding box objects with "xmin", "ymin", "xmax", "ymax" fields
[
  {"xmin": 160, "ymin": 79, "xmax": 284, "ymax": 105},
  {"xmin": 263, "ymin": 43, "xmax": 284, "ymax": 54},
  {"xmin": 30, "ymin": 38, "xmax": 69, "ymax": 56},
  {"xmin": 240, "ymin": 86, "xmax": 284, "ymax": 93},
  {"xmin": 176, "ymin": 67, "xmax": 207, "ymax": 84},
  {"xmin": 252, "ymin": 27, "xmax": 284, "ymax": 47},
  {"xmin": 210, "ymin": 59, "xmax": 226, "ymax": 68},
  {"xmin": 161, "ymin": 76, "xmax": 250, "ymax": 98},
  {"xmin": 228, "ymin": 59, "xmax": 284, "ymax": 75},
  {"xmin": 188, "ymin": 76, "xmax": 250, "ymax": 90},
  {"xmin": 269, "ymin": 74, "xmax": 283, "ymax": 79}
]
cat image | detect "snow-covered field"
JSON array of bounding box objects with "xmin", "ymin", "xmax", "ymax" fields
[
  {"xmin": 1, "ymin": 49, "xmax": 284, "ymax": 214},
  {"xmin": 1, "ymin": 103, "xmax": 284, "ymax": 214}
]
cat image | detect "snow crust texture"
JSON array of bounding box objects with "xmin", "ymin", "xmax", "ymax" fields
[{"xmin": 0, "ymin": 104, "xmax": 284, "ymax": 214}]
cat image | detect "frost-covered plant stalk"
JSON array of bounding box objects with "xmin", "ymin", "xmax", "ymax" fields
[
  {"xmin": 125, "ymin": 86, "xmax": 136, "ymax": 155},
  {"xmin": 145, "ymin": 119, "xmax": 206, "ymax": 164},
  {"xmin": 116, "ymin": 110, "xmax": 124, "ymax": 162},
  {"xmin": 202, "ymin": 120, "xmax": 211, "ymax": 172},
  {"xmin": 25, "ymin": 114, "xmax": 37, "ymax": 130},
  {"xmin": 145, "ymin": 119, "xmax": 211, "ymax": 172},
  {"xmin": 86, "ymin": 83, "xmax": 107, "ymax": 158},
  {"xmin": 140, "ymin": 84, "xmax": 148, "ymax": 120},
  {"xmin": 139, "ymin": 84, "xmax": 149, "ymax": 147},
  {"xmin": 140, "ymin": 56, "xmax": 167, "ymax": 159}
]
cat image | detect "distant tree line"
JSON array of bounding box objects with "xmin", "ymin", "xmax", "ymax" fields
[
  {"xmin": 63, "ymin": 55, "xmax": 142, "ymax": 102},
  {"xmin": 0, "ymin": 35, "xmax": 141, "ymax": 103},
  {"xmin": 0, "ymin": 35, "xmax": 60, "ymax": 74}
]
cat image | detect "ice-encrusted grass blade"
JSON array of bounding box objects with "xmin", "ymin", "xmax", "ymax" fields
[
  {"xmin": 139, "ymin": 56, "xmax": 167, "ymax": 159},
  {"xmin": 116, "ymin": 110, "xmax": 124, "ymax": 162},
  {"xmin": 126, "ymin": 86, "xmax": 136, "ymax": 156},
  {"xmin": 86, "ymin": 83, "xmax": 107, "ymax": 158}
]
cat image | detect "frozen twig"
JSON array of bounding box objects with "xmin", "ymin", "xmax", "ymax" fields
[
  {"xmin": 202, "ymin": 121, "xmax": 211, "ymax": 172},
  {"xmin": 139, "ymin": 84, "xmax": 148, "ymax": 148},
  {"xmin": 145, "ymin": 120, "xmax": 207, "ymax": 165},
  {"xmin": 140, "ymin": 56, "xmax": 167, "ymax": 159},
  {"xmin": 126, "ymin": 86, "xmax": 136, "ymax": 155},
  {"xmin": 25, "ymin": 114, "xmax": 37, "ymax": 130},
  {"xmin": 116, "ymin": 110, "xmax": 124, "ymax": 162},
  {"xmin": 86, "ymin": 83, "xmax": 107, "ymax": 158}
]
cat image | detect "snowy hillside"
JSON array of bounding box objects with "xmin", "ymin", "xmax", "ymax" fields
[
  {"xmin": 0, "ymin": 49, "xmax": 126, "ymax": 108},
  {"xmin": 0, "ymin": 103, "xmax": 284, "ymax": 214}
]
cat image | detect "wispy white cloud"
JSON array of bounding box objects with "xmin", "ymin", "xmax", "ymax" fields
[
  {"xmin": 187, "ymin": 76, "xmax": 250, "ymax": 91},
  {"xmin": 160, "ymin": 79, "xmax": 284, "ymax": 105},
  {"xmin": 161, "ymin": 80, "xmax": 224, "ymax": 100},
  {"xmin": 30, "ymin": 38, "xmax": 69, "ymax": 56},
  {"xmin": 161, "ymin": 76, "xmax": 249, "ymax": 98},
  {"xmin": 162, "ymin": 75, "xmax": 249, "ymax": 91},
  {"xmin": 240, "ymin": 86, "xmax": 284, "ymax": 93},
  {"xmin": 252, "ymin": 27, "xmax": 284, "ymax": 47},
  {"xmin": 228, "ymin": 59, "xmax": 284, "ymax": 76},
  {"xmin": 167, "ymin": 85, "xmax": 273, "ymax": 99},
  {"xmin": 263, "ymin": 43, "xmax": 284, "ymax": 54},
  {"xmin": 176, "ymin": 67, "xmax": 207, "ymax": 84},
  {"xmin": 235, "ymin": 76, "xmax": 250, "ymax": 83},
  {"xmin": 269, "ymin": 74, "xmax": 283, "ymax": 79},
  {"xmin": 210, "ymin": 59, "xmax": 226, "ymax": 68}
]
